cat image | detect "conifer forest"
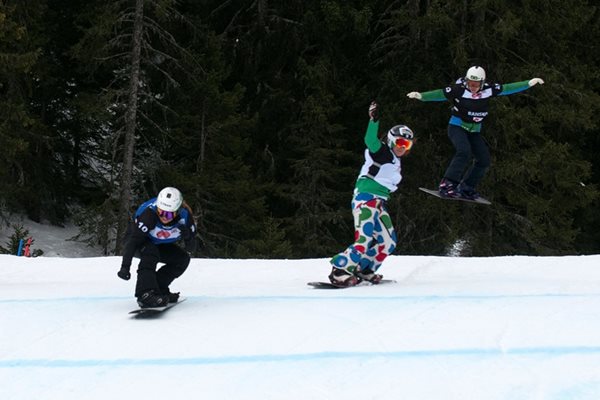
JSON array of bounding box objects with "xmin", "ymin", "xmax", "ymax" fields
[{"xmin": 1, "ymin": 0, "xmax": 599, "ymax": 258}]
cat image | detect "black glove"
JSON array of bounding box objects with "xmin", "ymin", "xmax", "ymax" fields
[
  {"xmin": 368, "ymin": 101, "xmax": 379, "ymax": 122},
  {"xmin": 117, "ymin": 265, "xmax": 131, "ymax": 281},
  {"xmin": 185, "ymin": 238, "xmax": 197, "ymax": 256}
]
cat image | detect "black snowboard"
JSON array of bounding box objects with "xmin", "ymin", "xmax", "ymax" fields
[
  {"xmin": 129, "ymin": 297, "xmax": 186, "ymax": 318},
  {"xmin": 307, "ymin": 279, "xmax": 396, "ymax": 289},
  {"xmin": 419, "ymin": 187, "xmax": 491, "ymax": 205}
]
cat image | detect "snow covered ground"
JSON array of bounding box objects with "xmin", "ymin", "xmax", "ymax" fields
[
  {"xmin": 2, "ymin": 246, "xmax": 600, "ymax": 399},
  {"xmin": 0, "ymin": 217, "xmax": 104, "ymax": 258}
]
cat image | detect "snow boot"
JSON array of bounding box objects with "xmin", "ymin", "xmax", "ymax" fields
[
  {"xmin": 137, "ymin": 290, "xmax": 169, "ymax": 308},
  {"xmin": 439, "ymin": 178, "xmax": 460, "ymax": 198},
  {"xmin": 328, "ymin": 267, "xmax": 359, "ymax": 287},
  {"xmin": 159, "ymin": 287, "xmax": 180, "ymax": 303},
  {"xmin": 458, "ymin": 183, "xmax": 481, "ymax": 200},
  {"xmin": 163, "ymin": 289, "xmax": 180, "ymax": 303},
  {"xmin": 355, "ymin": 268, "xmax": 383, "ymax": 284}
]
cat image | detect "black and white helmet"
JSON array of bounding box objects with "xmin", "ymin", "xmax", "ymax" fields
[{"xmin": 386, "ymin": 125, "xmax": 414, "ymax": 149}]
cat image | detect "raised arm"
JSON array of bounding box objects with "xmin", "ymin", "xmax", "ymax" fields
[{"xmin": 365, "ymin": 101, "xmax": 382, "ymax": 152}]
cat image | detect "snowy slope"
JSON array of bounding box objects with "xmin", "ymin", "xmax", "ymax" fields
[
  {"xmin": 0, "ymin": 218, "xmax": 104, "ymax": 258},
  {"xmin": 2, "ymin": 254, "xmax": 600, "ymax": 399}
]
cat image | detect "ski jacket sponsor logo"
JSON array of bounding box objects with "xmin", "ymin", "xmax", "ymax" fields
[
  {"xmin": 156, "ymin": 230, "xmax": 173, "ymax": 239},
  {"xmin": 468, "ymin": 110, "xmax": 488, "ymax": 122},
  {"xmin": 147, "ymin": 223, "xmax": 182, "ymax": 244}
]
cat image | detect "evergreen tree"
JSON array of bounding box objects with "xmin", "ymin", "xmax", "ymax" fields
[
  {"xmin": 72, "ymin": 0, "xmax": 201, "ymax": 253},
  {"xmin": 0, "ymin": 2, "xmax": 46, "ymax": 221}
]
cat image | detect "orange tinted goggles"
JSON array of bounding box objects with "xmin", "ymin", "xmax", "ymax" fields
[{"xmin": 394, "ymin": 137, "xmax": 413, "ymax": 150}]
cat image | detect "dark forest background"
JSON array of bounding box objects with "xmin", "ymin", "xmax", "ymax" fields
[{"xmin": 0, "ymin": 0, "xmax": 599, "ymax": 258}]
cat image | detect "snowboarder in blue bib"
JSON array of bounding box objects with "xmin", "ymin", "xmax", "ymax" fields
[
  {"xmin": 329, "ymin": 102, "xmax": 414, "ymax": 287},
  {"xmin": 118, "ymin": 187, "xmax": 197, "ymax": 308},
  {"xmin": 407, "ymin": 66, "xmax": 544, "ymax": 200}
]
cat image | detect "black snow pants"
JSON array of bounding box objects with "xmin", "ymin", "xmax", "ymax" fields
[
  {"xmin": 134, "ymin": 242, "xmax": 190, "ymax": 297},
  {"xmin": 443, "ymin": 124, "xmax": 491, "ymax": 189}
]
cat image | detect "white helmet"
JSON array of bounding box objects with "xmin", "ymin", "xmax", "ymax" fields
[
  {"xmin": 465, "ymin": 66, "xmax": 486, "ymax": 82},
  {"xmin": 387, "ymin": 125, "xmax": 414, "ymax": 149},
  {"xmin": 156, "ymin": 187, "xmax": 183, "ymax": 212}
]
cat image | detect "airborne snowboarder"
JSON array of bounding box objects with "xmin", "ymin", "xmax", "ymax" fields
[{"xmin": 407, "ymin": 66, "xmax": 544, "ymax": 201}]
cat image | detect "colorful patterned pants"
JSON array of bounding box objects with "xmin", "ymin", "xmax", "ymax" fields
[{"xmin": 330, "ymin": 192, "xmax": 397, "ymax": 274}]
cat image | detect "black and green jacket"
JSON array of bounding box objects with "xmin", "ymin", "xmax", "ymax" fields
[{"xmin": 419, "ymin": 78, "xmax": 531, "ymax": 132}]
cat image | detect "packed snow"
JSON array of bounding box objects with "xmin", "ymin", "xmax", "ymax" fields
[{"xmin": 1, "ymin": 222, "xmax": 600, "ymax": 399}]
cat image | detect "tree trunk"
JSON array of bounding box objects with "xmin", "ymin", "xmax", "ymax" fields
[
  {"xmin": 115, "ymin": 0, "xmax": 144, "ymax": 254},
  {"xmin": 196, "ymin": 99, "xmax": 207, "ymax": 174}
]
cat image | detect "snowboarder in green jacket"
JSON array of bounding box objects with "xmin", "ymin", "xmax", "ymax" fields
[
  {"xmin": 407, "ymin": 66, "xmax": 544, "ymax": 200},
  {"xmin": 329, "ymin": 101, "xmax": 414, "ymax": 287}
]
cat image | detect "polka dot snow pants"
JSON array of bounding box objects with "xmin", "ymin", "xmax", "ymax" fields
[{"xmin": 330, "ymin": 192, "xmax": 397, "ymax": 274}]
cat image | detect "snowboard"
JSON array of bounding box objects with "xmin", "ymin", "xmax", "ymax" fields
[
  {"xmin": 419, "ymin": 187, "xmax": 491, "ymax": 205},
  {"xmin": 307, "ymin": 279, "xmax": 396, "ymax": 289},
  {"xmin": 129, "ymin": 297, "xmax": 186, "ymax": 318}
]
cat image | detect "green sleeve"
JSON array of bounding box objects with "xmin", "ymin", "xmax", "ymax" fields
[
  {"xmin": 364, "ymin": 120, "xmax": 382, "ymax": 152},
  {"xmin": 499, "ymin": 80, "xmax": 530, "ymax": 95},
  {"xmin": 420, "ymin": 89, "xmax": 446, "ymax": 102}
]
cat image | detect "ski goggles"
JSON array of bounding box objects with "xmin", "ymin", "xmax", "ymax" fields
[
  {"xmin": 157, "ymin": 208, "xmax": 177, "ymax": 221},
  {"xmin": 393, "ymin": 137, "xmax": 413, "ymax": 150}
]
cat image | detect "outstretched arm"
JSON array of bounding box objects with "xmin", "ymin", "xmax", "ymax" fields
[
  {"xmin": 499, "ymin": 78, "xmax": 544, "ymax": 96},
  {"xmin": 407, "ymin": 89, "xmax": 446, "ymax": 102}
]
